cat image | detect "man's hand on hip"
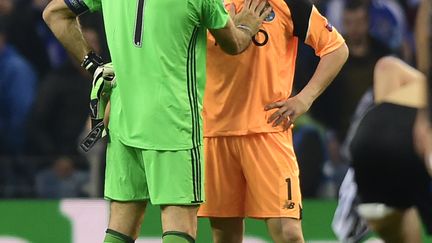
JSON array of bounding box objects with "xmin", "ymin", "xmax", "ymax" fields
[{"xmin": 265, "ymin": 96, "xmax": 311, "ymax": 131}]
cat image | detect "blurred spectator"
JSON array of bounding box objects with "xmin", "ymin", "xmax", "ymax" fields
[
  {"xmin": 293, "ymin": 114, "xmax": 327, "ymax": 198},
  {"xmin": 0, "ymin": 21, "xmax": 37, "ymax": 154},
  {"xmin": 1, "ymin": 0, "xmax": 66, "ymax": 78},
  {"xmin": 311, "ymin": 0, "xmax": 391, "ymax": 142},
  {"xmin": 318, "ymin": 131, "xmax": 349, "ymax": 198},
  {"xmin": 35, "ymin": 156, "xmax": 89, "ymax": 198},
  {"xmin": 26, "ymin": 27, "xmax": 100, "ymax": 170},
  {"xmin": 369, "ymin": 0, "xmax": 413, "ymax": 62},
  {"xmin": 325, "ymin": 0, "xmax": 346, "ymax": 32},
  {"xmin": 397, "ymin": 0, "xmax": 422, "ymax": 29},
  {"xmin": 0, "ymin": 20, "xmax": 37, "ymax": 197},
  {"xmin": 292, "ymin": 114, "xmax": 349, "ymax": 198},
  {"xmin": 0, "ymin": 0, "xmax": 13, "ymax": 16},
  {"xmin": 293, "ymin": 0, "xmax": 392, "ymax": 198},
  {"xmin": 326, "ymin": 0, "xmax": 413, "ymax": 62}
]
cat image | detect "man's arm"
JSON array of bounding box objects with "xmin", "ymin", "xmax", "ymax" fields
[
  {"xmin": 265, "ymin": 1, "xmax": 348, "ymax": 130},
  {"xmin": 209, "ymin": 18, "xmax": 251, "ymax": 55},
  {"xmin": 265, "ymin": 44, "xmax": 348, "ymax": 129},
  {"xmin": 43, "ymin": 0, "xmax": 91, "ymax": 62},
  {"xmin": 6, "ymin": 60, "xmax": 37, "ymax": 152},
  {"xmin": 415, "ymin": 0, "xmax": 430, "ymax": 76},
  {"xmin": 43, "ymin": 0, "xmax": 113, "ymax": 151},
  {"xmin": 209, "ymin": 0, "xmax": 271, "ymax": 55},
  {"xmin": 296, "ymin": 43, "xmax": 349, "ymax": 108}
]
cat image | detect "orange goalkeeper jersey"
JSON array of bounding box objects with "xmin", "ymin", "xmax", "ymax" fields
[{"xmin": 203, "ymin": 0, "xmax": 345, "ymax": 137}]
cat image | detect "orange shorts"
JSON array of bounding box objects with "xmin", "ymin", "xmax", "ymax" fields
[{"xmin": 198, "ymin": 131, "xmax": 302, "ymax": 219}]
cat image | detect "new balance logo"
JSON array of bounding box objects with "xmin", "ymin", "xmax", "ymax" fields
[{"xmin": 283, "ymin": 201, "xmax": 295, "ymax": 210}]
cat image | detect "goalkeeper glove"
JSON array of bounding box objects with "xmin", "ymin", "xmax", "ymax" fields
[{"xmin": 80, "ymin": 52, "xmax": 115, "ymax": 152}]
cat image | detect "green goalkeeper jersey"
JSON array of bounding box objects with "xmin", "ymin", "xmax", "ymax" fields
[{"xmin": 66, "ymin": 0, "xmax": 229, "ymax": 150}]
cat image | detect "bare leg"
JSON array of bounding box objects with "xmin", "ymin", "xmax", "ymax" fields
[
  {"xmin": 209, "ymin": 217, "xmax": 244, "ymax": 243},
  {"xmin": 367, "ymin": 207, "xmax": 422, "ymax": 243},
  {"xmin": 107, "ymin": 200, "xmax": 147, "ymax": 239},
  {"xmin": 161, "ymin": 205, "xmax": 199, "ymax": 239},
  {"xmin": 266, "ymin": 218, "xmax": 304, "ymax": 243}
]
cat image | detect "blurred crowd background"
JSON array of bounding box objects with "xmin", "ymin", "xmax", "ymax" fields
[{"xmin": 0, "ymin": 0, "xmax": 424, "ymax": 199}]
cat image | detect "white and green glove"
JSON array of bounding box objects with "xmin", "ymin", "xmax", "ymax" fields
[{"xmin": 80, "ymin": 52, "xmax": 115, "ymax": 152}]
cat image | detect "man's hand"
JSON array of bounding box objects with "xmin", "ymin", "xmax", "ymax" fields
[
  {"xmin": 89, "ymin": 63, "xmax": 115, "ymax": 122},
  {"xmin": 209, "ymin": 0, "xmax": 272, "ymax": 55},
  {"xmin": 80, "ymin": 63, "xmax": 115, "ymax": 152},
  {"xmin": 265, "ymin": 96, "xmax": 311, "ymax": 131},
  {"xmin": 230, "ymin": 0, "xmax": 272, "ymax": 37}
]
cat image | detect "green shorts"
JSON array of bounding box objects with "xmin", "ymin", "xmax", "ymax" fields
[{"xmin": 104, "ymin": 132, "xmax": 204, "ymax": 205}]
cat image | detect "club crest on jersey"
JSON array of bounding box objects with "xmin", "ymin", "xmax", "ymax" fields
[{"xmin": 264, "ymin": 9, "xmax": 275, "ymax": 22}]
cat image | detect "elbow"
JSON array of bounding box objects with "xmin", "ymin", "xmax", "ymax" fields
[
  {"xmin": 42, "ymin": 2, "xmax": 56, "ymax": 26},
  {"xmin": 340, "ymin": 43, "xmax": 349, "ymax": 63},
  {"xmin": 321, "ymin": 42, "xmax": 349, "ymax": 66},
  {"xmin": 43, "ymin": 1, "xmax": 70, "ymax": 27}
]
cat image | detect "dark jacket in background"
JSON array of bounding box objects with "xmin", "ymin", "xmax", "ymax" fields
[
  {"xmin": 26, "ymin": 61, "xmax": 91, "ymax": 169},
  {"xmin": 0, "ymin": 46, "xmax": 36, "ymax": 154}
]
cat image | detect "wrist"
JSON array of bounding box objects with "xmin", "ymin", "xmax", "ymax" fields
[
  {"xmin": 81, "ymin": 51, "xmax": 104, "ymax": 74},
  {"xmin": 295, "ymin": 92, "xmax": 314, "ymax": 108},
  {"xmin": 236, "ymin": 24, "xmax": 255, "ymax": 37}
]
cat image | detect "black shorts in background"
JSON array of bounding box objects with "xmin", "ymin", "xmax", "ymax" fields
[{"xmin": 350, "ymin": 102, "xmax": 432, "ymax": 234}]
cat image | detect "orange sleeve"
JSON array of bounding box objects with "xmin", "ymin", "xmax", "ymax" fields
[{"xmin": 305, "ymin": 6, "xmax": 345, "ymax": 57}]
